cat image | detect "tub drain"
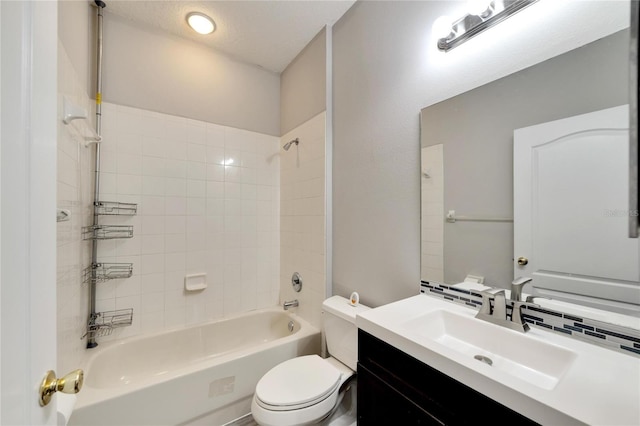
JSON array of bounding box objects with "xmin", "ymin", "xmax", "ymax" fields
[
  {"xmin": 288, "ymin": 320, "xmax": 294, "ymax": 333},
  {"xmin": 474, "ymin": 355, "xmax": 493, "ymax": 366}
]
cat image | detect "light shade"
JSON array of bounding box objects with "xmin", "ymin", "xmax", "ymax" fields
[
  {"xmin": 437, "ymin": 0, "xmax": 537, "ymax": 52},
  {"xmin": 187, "ymin": 12, "xmax": 215, "ymax": 35}
]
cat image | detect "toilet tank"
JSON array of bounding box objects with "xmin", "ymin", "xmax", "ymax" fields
[{"xmin": 322, "ymin": 295, "xmax": 370, "ymax": 371}]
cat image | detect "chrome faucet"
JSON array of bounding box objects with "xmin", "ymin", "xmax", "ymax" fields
[
  {"xmin": 476, "ymin": 288, "xmax": 538, "ymax": 333},
  {"xmin": 510, "ymin": 276, "xmax": 532, "ymax": 302},
  {"xmin": 283, "ymin": 299, "xmax": 299, "ymax": 310}
]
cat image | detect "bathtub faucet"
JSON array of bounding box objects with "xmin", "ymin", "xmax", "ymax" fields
[{"xmin": 283, "ymin": 299, "xmax": 299, "ymax": 310}]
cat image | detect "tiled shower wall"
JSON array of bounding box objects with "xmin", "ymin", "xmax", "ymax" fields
[
  {"xmin": 57, "ymin": 42, "xmax": 94, "ymax": 375},
  {"xmin": 94, "ymin": 102, "xmax": 281, "ymax": 341},
  {"xmin": 56, "ymin": 41, "xmax": 282, "ymax": 364},
  {"xmin": 279, "ymin": 112, "xmax": 326, "ymax": 328},
  {"xmin": 421, "ymin": 145, "xmax": 444, "ymax": 282}
]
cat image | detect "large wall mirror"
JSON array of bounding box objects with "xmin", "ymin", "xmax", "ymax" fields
[{"xmin": 420, "ymin": 20, "xmax": 640, "ymax": 323}]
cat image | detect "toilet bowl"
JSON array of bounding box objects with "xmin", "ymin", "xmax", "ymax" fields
[
  {"xmin": 251, "ymin": 295, "xmax": 369, "ymax": 426},
  {"xmin": 251, "ymin": 355, "xmax": 353, "ymax": 426}
]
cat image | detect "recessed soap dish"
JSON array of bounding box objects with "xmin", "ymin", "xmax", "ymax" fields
[{"xmin": 185, "ymin": 273, "xmax": 207, "ymax": 291}]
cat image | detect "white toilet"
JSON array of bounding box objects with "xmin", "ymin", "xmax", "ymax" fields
[{"xmin": 251, "ymin": 295, "xmax": 370, "ymax": 426}]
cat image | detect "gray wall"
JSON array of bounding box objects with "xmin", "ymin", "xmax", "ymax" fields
[
  {"xmin": 280, "ymin": 27, "xmax": 326, "ymax": 135},
  {"xmin": 331, "ymin": 1, "xmax": 629, "ymax": 308},
  {"xmin": 58, "ymin": 3, "xmax": 280, "ymax": 136},
  {"xmin": 332, "ymin": 2, "xmax": 430, "ymax": 307},
  {"xmin": 421, "ymin": 30, "xmax": 629, "ymax": 288},
  {"xmin": 101, "ymin": 12, "xmax": 280, "ymax": 136},
  {"xmin": 58, "ymin": 0, "xmax": 94, "ymax": 97}
]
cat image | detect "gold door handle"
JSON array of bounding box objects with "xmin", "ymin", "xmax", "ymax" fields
[
  {"xmin": 39, "ymin": 369, "xmax": 84, "ymax": 407},
  {"xmin": 517, "ymin": 256, "xmax": 529, "ymax": 266}
]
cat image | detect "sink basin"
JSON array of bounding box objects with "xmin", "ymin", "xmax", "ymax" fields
[
  {"xmin": 356, "ymin": 294, "xmax": 640, "ymax": 425},
  {"xmin": 400, "ymin": 310, "xmax": 577, "ymax": 390}
]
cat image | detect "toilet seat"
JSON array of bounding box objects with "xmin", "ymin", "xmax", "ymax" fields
[
  {"xmin": 255, "ymin": 355, "xmax": 341, "ymax": 411},
  {"xmin": 251, "ymin": 355, "xmax": 354, "ymax": 426}
]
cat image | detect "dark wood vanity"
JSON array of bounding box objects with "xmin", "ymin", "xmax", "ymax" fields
[{"xmin": 357, "ymin": 330, "xmax": 539, "ymax": 425}]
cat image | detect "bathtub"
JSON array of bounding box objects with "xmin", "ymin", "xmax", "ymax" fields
[{"xmin": 69, "ymin": 308, "xmax": 321, "ymax": 426}]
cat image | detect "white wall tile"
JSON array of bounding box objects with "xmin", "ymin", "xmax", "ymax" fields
[
  {"xmin": 142, "ymin": 136, "xmax": 167, "ymax": 158},
  {"xmin": 140, "ymin": 195, "xmax": 165, "ymax": 215},
  {"xmin": 165, "ymin": 234, "xmax": 187, "ymax": 253},
  {"xmin": 116, "ymin": 133, "xmax": 142, "ymax": 155},
  {"xmin": 279, "ymin": 112, "xmax": 326, "ymax": 329},
  {"xmin": 187, "ymin": 162, "xmax": 206, "ymax": 180},
  {"xmin": 421, "ymin": 145, "xmax": 444, "ymax": 282},
  {"xmin": 165, "ymin": 197, "xmax": 187, "ymax": 216},
  {"xmin": 165, "ymin": 215, "xmax": 186, "ymax": 234},
  {"xmin": 187, "ymin": 197, "xmax": 206, "ymax": 216},
  {"xmin": 206, "ymin": 124, "xmax": 225, "ymax": 147},
  {"xmin": 141, "ymin": 273, "xmax": 165, "ymax": 293},
  {"xmin": 59, "ymin": 92, "xmax": 279, "ymax": 354},
  {"xmin": 142, "ymin": 176, "xmax": 165, "ymax": 196},
  {"xmin": 186, "ymin": 121, "xmax": 207, "ymax": 145},
  {"xmin": 165, "ymin": 178, "xmax": 187, "ymax": 197},
  {"xmin": 165, "ymin": 159, "xmax": 187, "ymax": 178},
  {"xmin": 187, "ymin": 143, "xmax": 207, "ymax": 163}
]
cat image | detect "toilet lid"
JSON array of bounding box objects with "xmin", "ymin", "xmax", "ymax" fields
[{"xmin": 255, "ymin": 355, "xmax": 341, "ymax": 409}]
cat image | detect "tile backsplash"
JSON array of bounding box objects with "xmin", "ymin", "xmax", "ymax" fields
[{"xmin": 421, "ymin": 281, "xmax": 640, "ymax": 357}]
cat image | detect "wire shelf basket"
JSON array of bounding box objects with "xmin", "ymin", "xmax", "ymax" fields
[
  {"xmin": 94, "ymin": 201, "xmax": 137, "ymax": 216},
  {"xmin": 83, "ymin": 308, "xmax": 134, "ymax": 339},
  {"xmin": 83, "ymin": 263, "xmax": 133, "ymax": 284},
  {"xmin": 82, "ymin": 225, "xmax": 134, "ymax": 240}
]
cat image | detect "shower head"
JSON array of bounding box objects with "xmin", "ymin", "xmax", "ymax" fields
[{"xmin": 283, "ymin": 138, "xmax": 299, "ymax": 151}]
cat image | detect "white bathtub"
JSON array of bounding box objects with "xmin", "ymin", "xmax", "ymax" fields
[{"xmin": 69, "ymin": 308, "xmax": 321, "ymax": 426}]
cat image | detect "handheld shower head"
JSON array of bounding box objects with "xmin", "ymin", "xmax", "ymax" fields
[{"xmin": 283, "ymin": 138, "xmax": 299, "ymax": 151}]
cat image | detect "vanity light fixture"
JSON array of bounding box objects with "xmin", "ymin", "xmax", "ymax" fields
[
  {"xmin": 437, "ymin": 0, "xmax": 538, "ymax": 52},
  {"xmin": 187, "ymin": 12, "xmax": 215, "ymax": 35}
]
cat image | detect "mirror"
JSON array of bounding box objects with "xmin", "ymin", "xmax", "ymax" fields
[{"xmin": 420, "ymin": 26, "xmax": 640, "ymax": 322}]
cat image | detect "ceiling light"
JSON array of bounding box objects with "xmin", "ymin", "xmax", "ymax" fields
[{"xmin": 187, "ymin": 12, "xmax": 215, "ymax": 35}]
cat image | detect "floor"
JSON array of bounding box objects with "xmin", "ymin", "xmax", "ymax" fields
[
  {"xmin": 223, "ymin": 414, "xmax": 258, "ymax": 426},
  {"xmin": 226, "ymin": 383, "xmax": 357, "ymax": 426},
  {"xmin": 228, "ymin": 413, "xmax": 356, "ymax": 426}
]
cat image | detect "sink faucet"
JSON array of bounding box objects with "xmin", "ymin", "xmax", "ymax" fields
[
  {"xmin": 283, "ymin": 299, "xmax": 299, "ymax": 310},
  {"xmin": 510, "ymin": 277, "xmax": 532, "ymax": 302},
  {"xmin": 476, "ymin": 288, "xmax": 538, "ymax": 333}
]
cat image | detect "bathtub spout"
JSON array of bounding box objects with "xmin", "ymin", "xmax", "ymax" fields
[{"xmin": 283, "ymin": 299, "xmax": 299, "ymax": 310}]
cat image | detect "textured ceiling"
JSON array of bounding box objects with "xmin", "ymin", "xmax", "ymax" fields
[{"xmin": 104, "ymin": 0, "xmax": 356, "ymax": 73}]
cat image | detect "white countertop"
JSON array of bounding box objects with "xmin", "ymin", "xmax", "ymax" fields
[{"xmin": 356, "ymin": 294, "xmax": 640, "ymax": 426}]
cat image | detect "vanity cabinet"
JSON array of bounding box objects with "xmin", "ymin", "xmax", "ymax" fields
[{"xmin": 357, "ymin": 330, "xmax": 539, "ymax": 425}]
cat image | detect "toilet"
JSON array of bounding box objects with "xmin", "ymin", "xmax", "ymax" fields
[{"xmin": 251, "ymin": 295, "xmax": 370, "ymax": 426}]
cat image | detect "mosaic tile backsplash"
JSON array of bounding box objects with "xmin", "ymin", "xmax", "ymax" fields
[{"xmin": 421, "ymin": 281, "xmax": 640, "ymax": 358}]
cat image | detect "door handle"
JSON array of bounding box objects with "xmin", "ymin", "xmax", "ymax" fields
[{"xmin": 39, "ymin": 369, "xmax": 84, "ymax": 407}]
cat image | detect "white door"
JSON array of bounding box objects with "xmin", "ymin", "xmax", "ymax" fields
[
  {"xmin": 1, "ymin": 1, "xmax": 58, "ymax": 424},
  {"xmin": 514, "ymin": 104, "xmax": 640, "ymax": 314}
]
